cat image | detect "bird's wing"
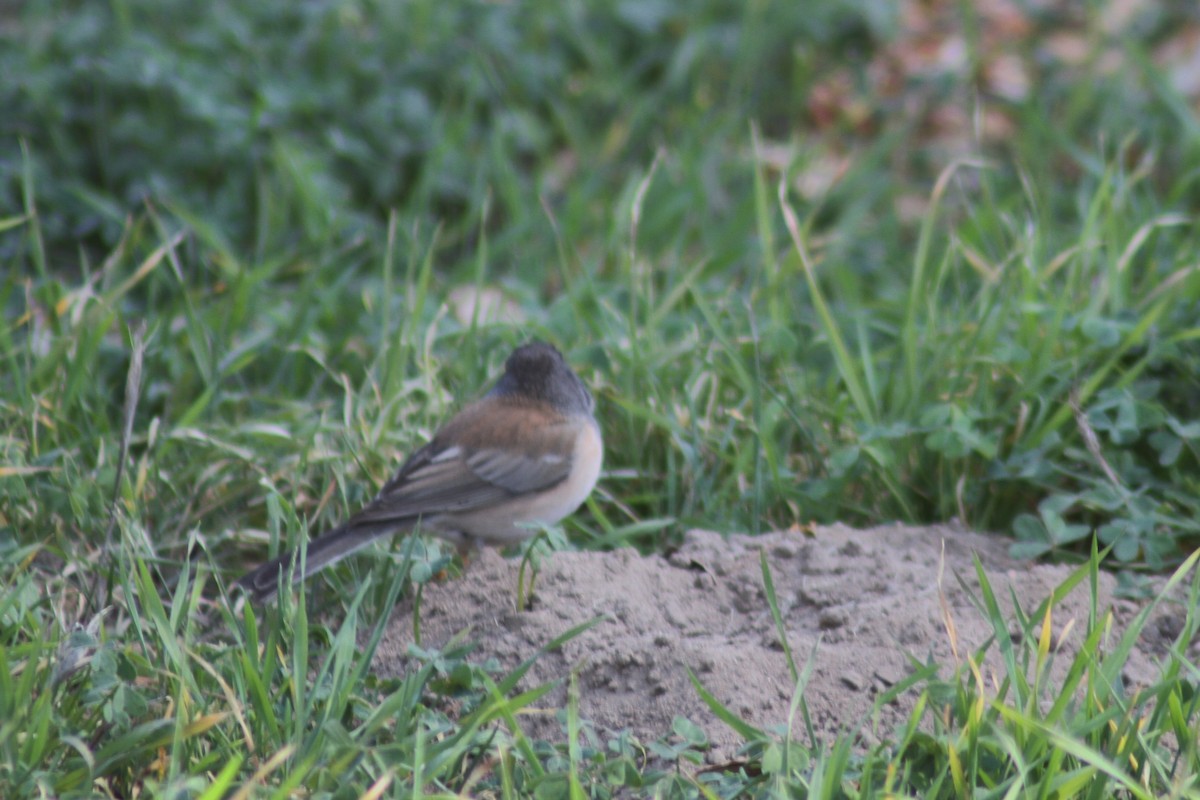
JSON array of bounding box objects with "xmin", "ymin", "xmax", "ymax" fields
[{"xmin": 350, "ymin": 402, "xmax": 578, "ymax": 524}]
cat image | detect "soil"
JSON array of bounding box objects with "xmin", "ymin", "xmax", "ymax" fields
[{"xmin": 371, "ymin": 523, "xmax": 1193, "ymax": 762}]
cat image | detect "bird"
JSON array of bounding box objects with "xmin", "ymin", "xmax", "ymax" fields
[{"xmin": 233, "ymin": 341, "xmax": 602, "ymax": 604}]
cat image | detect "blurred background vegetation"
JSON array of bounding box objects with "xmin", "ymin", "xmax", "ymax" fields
[{"xmin": 3, "ymin": 0, "xmax": 1200, "ymax": 579}]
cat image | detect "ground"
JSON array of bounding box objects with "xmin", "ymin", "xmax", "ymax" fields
[{"xmin": 371, "ymin": 524, "xmax": 1189, "ymax": 762}]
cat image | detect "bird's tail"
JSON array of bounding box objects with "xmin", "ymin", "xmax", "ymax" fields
[{"xmin": 232, "ymin": 519, "xmax": 405, "ymax": 604}]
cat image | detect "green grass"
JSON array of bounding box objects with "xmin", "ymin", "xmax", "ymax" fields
[{"xmin": 3, "ymin": 0, "xmax": 1200, "ymax": 795}]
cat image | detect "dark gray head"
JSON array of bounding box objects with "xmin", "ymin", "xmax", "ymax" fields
[{"xmin": 489, "ymin": 341, "xmax": 594, "ymax": 415}]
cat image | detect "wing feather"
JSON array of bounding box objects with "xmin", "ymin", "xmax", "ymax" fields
[{"xmin": 348, "ymin": 401, "xmax": 578, "ymax": 526}]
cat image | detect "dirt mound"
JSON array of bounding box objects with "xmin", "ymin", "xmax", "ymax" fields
[{"xmin": 372, "ymin": 524, "xmax": 1186, "ymax": 761}]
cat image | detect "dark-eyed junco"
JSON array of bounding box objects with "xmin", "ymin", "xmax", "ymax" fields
[{"xmin": 234, "ymin": 341, "xmax": 602, "ymax": 604}]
